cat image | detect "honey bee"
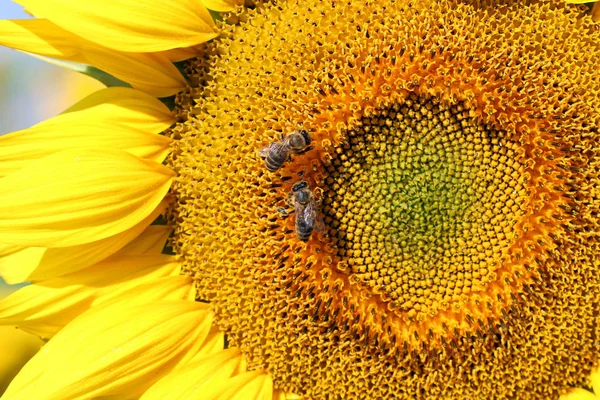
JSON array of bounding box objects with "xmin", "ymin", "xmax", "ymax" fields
[
  {"xmin": 290, "ymin": 180, "xmax": 317, "ymax": 242},
  {"xmin": 259, "ymin": 130, "xmax": 312, "ymax": 172}
]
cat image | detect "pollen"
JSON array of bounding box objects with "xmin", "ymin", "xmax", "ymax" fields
[{"xmin": 167, "ymin": 0, "xmax": 600, "ymax": 398}]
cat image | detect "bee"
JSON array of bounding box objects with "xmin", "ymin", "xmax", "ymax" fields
[
  {"xmin": 290, "ymin": 180, "xmax": 317, "ymax": 242},
  {"xmin": 259, "ymin": 130, "xmax": 312, "ymax": 172}
]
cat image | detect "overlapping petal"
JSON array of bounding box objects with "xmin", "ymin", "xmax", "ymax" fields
[
  {"xmin": 82, "ymin": 49, "xmax": 188, "ymax": 97},
  {"xmin": 0, "ymin": 19, "xmax": 78, "ymax": 59},
  {"xmin": 0, "ymin": 20, "xmax": 187, "ymax": 97},
  {"xmin": 157, "ymin": 45, "xmax": 204, "ymax": 62},
  {"xmin": 140, "ymin": 349, "xmax": 246, "ymax": 400},
  {"xmin": 202, "ymin": 370, "xmax": 274, "ymax": 400},
  {"xmin": 559, "ymin": 388, "xmax": 598, "ymax": 400},
  {"xmin": 13, "ymin": 0, "xmax": 218, "ymax": 52},
  {"xmin": 190, "ymin": 329, "xmax": 225, "ymax": 361},
  {"xmin": 0, "ymin": 123, "xmax": 171, "ymax": 177},
  {"xmin": 591, "ymin": 369, "xmax": 600, "ymax": 399},
  {"xmin": 0, "ymin": 327, "xmax": 43, "ymax": 395},
  {"xmin": 141, "ymin": 348, "xmax": 286, "ymax": 400},
  {"xmin": 112, "ymin": 224, "xmax": 173, "ymax": 256},
  {"xmin": 3, "ymin": 301, "xmax": 216, "ymax": 400},
  {"xmin": 274, "ymin": 391, "xmax": 302, "ymax": 400},
  {"xmin": 60, "ymin": 87, "xmax": 175, "ymax": 133},
  {"xmin": 0, "ymin": 254, "xmax": 185, "ymax": 338},
  {"xmin": 200, "ymin": 0, "xmax": 244, "ymax": 12},
  {"xmin": 0, "ymin": 244, "xmax": 22, "ymax": 258},
  {"xmin": 0, "ymin": 207, "xmax": 170, "ymax": 284},
  {"xmin": 0, "ymin": 148, "xmax": 174, "ymax": 248}
]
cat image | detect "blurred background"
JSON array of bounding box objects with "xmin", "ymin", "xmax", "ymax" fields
[{"xmin": 0, "ymin": 1, "xmax": 103, "ymax": 299}]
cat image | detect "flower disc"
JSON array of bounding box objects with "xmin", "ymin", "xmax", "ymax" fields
[{"xmin": 168, "ymin": 0, "xmax": 600, "ymax": 398}]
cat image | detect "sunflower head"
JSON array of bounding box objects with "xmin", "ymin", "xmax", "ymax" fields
[{"xmin": 168, "ymin": 0, "xmax": 600, "ymax": 397}]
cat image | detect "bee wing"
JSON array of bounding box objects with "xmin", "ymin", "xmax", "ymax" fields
[
  {"xmin": 296, "ymin": 201, "xmax": 317, "ymax": 228},
  {"xmin": 300, "ymin": 204, "xmax": 316, "ymax": 223},
  {"xmin": 258, "ymin": 143, "xmax": 272, "ymax": 158},
  {"xmin": 302, "ymin": 201, "xmax": 327, "ymax": 237},
  {"xmin": 315, "ymin": 215, "xmax": 326, "ymax": 234}
]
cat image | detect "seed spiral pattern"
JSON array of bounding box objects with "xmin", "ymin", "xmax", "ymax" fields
[
  {"xmin": 322, "ymin": 95, "xmax": 527, "ymax": 321},
  {"xmin": 167, "ymin": 0, "xmax": 600, "ymax": 398}
]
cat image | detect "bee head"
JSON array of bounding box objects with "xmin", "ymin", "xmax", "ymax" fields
[
  {"xmin": 288, "ymin": 130, "xmax": 311, "ymax": 151},
  {"xmin": 292, "ymin": 180, "xmax": 308, "ymax": 192},
  {"xmin": 292, "ymin": 181, "xmax": 311, "ymax": 204}
]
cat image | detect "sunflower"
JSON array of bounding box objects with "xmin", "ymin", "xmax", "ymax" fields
[{"xmin": 0, "ymin": 0, "xmax": 600, "ymax": 399}]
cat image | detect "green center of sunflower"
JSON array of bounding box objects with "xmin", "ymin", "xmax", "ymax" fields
[{"xmin": 322, "ymin": 94, "xmax": 527, "ymax": 320}]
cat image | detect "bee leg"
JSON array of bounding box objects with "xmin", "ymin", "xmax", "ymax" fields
[
  {"xmin": 285, "ymin": 192, "xmax": 295, "ymax": 207},
  {"xmin": 295, "ymin": 145, "xmax": 315, "ymax": 155},
  {"xmin": 276, "ymin": 206, "xmax": 294, "ymax": 218}
]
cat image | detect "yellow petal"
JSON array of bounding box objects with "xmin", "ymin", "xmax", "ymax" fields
[
  {"xmin": 101, "ymin": 274, "xmax": 194, "ymax": 304},
  {"xmin": 0, "ymin": 327, "xmax": 43, "ymax": 395},
  {"xmin": 140, "ymin": 349, "xmax": 245, "ymax": 400},
  {"xmin": 0, "ymin": 203, "xmax": 168, "ymax": 284},
  {"xmin": 565, "ymin": 0, "xmax": 593, "ymax": 3},
  {"xmin": 0, "ymin": 284, "xmax": 88, "ymax": 339},
  {"xmin": 591, "ymin": 368, "xmax": 600, "ymax": 398},
  {"xmin": 0, "ymin": 19, "xmax": 187, "ymax": 97},
  {"xmin": 60, "ymin": 87, "xmax": 175, "ymax": 133},
  {"xmin": 0, "ymin": 244, "xmax": 22, "ymax": 258},
  {"xmin": 190, "ymin": 329, "xmax": 225, "ymax": 361},
  {"xmin": 279, "ymin": 393, "xmax": 303, "ymax": 400},
  {"xmin": 157, "ymin": 46, "xmax": 203, "ymax": 62},
  {"xmin": 204, "ymin": 370, "xmax": 274, "ymax": 400},
  {"xmin": 273, "ymin": 390, "xmax": 301, "ymax": 400},
  {"xmin": 272, "ymin": 390, "xmax": 286, "ymax": 400},
  {"xmin": 200, "ymin": 0, "xmax": 244, "ymax": 12},
  {"xmin": 0, "ymin": 255, "xmax": 184, "ymax": 338},
  {"xmin": 592, "ymin": 3, "xmax": 600, "ymax": 22},
  {"xmin": 0, "ymin": 19, "xmax": 80, "ymax": 59},
  {"xmin": 0, "ymin": 148, "xmax": 173, "ymax": 248},
  {"xmin": 114, "ymin": 224, "xmax": 172, "ymax": 255},
  {"xmin": 0, "ymin": 123, "xmax": 171, "ymax": 177},
  {"xmin": 14, "ymin": 0, "xmax": 218, "ymax": 52},
  {"xmin": 83, "ymin": 48, "xmax": 188, "ymax": 98},
  {"xmin": 559, "ymin": 388, "xmax": 598, "ymax": 400},
  {"xmin": 3, "ymin": 301, "xmax": 215, "ymax": 399},
  {"xmin": 51, "ymin": 274, "xmax": 194, "ymax": 337}
]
